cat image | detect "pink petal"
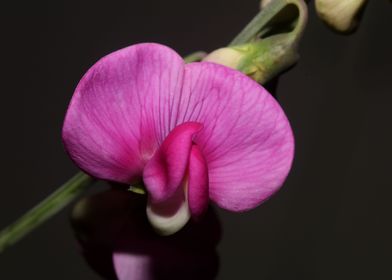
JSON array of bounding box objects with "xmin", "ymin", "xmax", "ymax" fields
[
  {"xmin": 62, "ymin": 43, "xmax": 185, "ymax": 183},
  {"xmin": 114, "ymin": 253, "xmax": 153, "ymax": 280},
  {"xmin": 143, "ymin": 122, "xmax": 203, "ymax": 202},
  {"xmin": 180, "ymin": 62, "xmax": 294, "ymax": 212},
  {"xmin": 188, "ymin": 145, "xmax": 209, "ymax": 218}
]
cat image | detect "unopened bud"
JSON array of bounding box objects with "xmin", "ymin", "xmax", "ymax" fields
[
  {"xmin": 207, "ymin": 0, "xmax": 307, "ymax": 84},
  {"xmin": 315, "ymin": 0, "xmax": 368, "ymax": 33},
  {"xmin": 204, "ymin": 36, "xmax": 299, "ymax": 85},
  {"xmin": 203, "ymin": 47, "xmax": 245, "ymax": 70}
]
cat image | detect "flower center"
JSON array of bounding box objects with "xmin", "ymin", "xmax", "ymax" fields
[{"xmin": 142, "ymin": 122, "xmax": 209, "ymax": 235}]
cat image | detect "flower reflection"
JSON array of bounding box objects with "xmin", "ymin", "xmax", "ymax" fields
[{"xmin": 71, "ymin": 188, "xmax": 221, "ymax": 280}]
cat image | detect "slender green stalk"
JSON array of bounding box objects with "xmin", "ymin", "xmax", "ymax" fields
[
  {"xmin": 0, "ymin": 172, "xmax": 94, "ymax": 253},
  {"xmin": 230, "ymin": 0, "xmax": 307, "ymax": 46},
  {"xmin": 230, "ymin": 0, "xmax": 289, "ymax": 45}
]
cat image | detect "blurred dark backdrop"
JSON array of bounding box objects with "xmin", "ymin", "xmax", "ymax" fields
[{"xmin": 0, "ymin": 0, "xmax": 391, "ymax": 279}]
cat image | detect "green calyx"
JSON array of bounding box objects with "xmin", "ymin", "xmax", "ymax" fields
[
  {"xmin": 228, "ymin": 0, "xmax": 308, "ymax": 84},
  {"xmin": 231, "ymin": 34, "xmax": 298, "ymax": 84}
]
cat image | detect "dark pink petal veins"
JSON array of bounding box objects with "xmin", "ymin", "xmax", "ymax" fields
[
  {"xmin": 143, "ymin": 122, "xmax": 203, "ymax": 202},
  {"xmin": 188, "ymin": 145, "xmax": 209, "ymax": 218},
  {"xmin": 62, "ymin": 43, "xmax": 185, "ymax": 183},
  {"xmin": 180, "ymin": 62, "xmax": 294, "ymax": 212}
]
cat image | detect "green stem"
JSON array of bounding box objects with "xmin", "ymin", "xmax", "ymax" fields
[
  {"xmin": 230, "ymin": 0, "xmax": 307, "ymax": 46},
  {"xmin": 0, "ymin": 172, "xmax": 94, "ymax": 253}
]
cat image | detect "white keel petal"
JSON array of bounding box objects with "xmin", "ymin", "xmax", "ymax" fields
[{"xmin": 146, "ymin": 186, "xmax": 190, "ymax": 236}]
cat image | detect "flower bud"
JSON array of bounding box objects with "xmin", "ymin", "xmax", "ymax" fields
[
  {"xmin": 203, "ymin": 47, "xmax": 245, "ymax": 70},
  {"xmin": 315, "ymin": 0, "xmax": 368, "ymax": 33},
  {"xmin": 204, "ymin": 36, "xmax": 299, "ymax": 85},
  {"xmin": 208, "ymin": 0, "xmax": 307, "ymax": 84}
]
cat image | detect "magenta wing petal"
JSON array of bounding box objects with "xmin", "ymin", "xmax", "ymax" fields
[
  {"xmin": 143, "ymin": 122, "xmax": 203, "ymax": 202},
  {"xmin": 180, "ymin": 62, "xmax": 295, "ymax": 212},
  {"xmin": 188, "ymin": 145, "xmax": 209, "ymax": 218},
  {"xmin": 62, "ymin": 43, "xmax": 185, "ymax": 183}
]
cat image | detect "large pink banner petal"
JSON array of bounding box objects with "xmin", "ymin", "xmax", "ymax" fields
[{"xmin": 63, "ymin": 43, "xmax": 185, "ymax": 183}]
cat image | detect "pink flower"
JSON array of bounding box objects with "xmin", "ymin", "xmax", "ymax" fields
[{"xmin": 62, "ymin": 43, "xmax": 294, "ymax": 235}]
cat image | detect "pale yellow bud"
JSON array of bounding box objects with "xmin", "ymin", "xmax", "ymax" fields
[
  {"xmin": 315, "ymin": 0, "xmax": 367, "ymax": 33},
  {"xmin": 202, "ymin": 47, "xmax": 244, "ymax": 70}
]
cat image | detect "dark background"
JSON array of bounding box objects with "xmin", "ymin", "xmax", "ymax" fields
[{"xmin": 0, "ymin": 0, "xmax": 391, "ymax": 279}]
